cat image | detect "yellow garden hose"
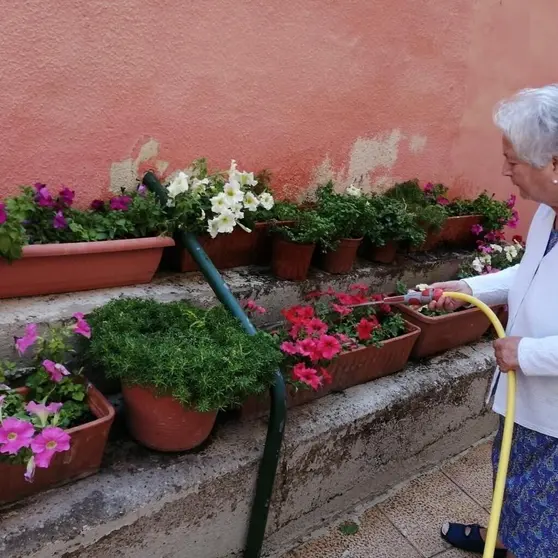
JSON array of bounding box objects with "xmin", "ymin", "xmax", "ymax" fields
[{"xmin": 445, "ymin": 292, "xmax": 515, "ymax": 558}]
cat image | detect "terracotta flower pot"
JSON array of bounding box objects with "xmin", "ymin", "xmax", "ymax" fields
[
  {"xmin": 241, "ymin": 321, "xmax": 420, "ymax": 420},
  {"xmin": 174, "ymin": 224, "xmax": 267, "ymax": 272},
  {"xmin": 122, "ymin": 384, "xmax": 217, "ymax": 452},
  {"xmin": 0, "ymin": 236, "xmax": 174, "ymax": 299},
  {"xmin": 254, "ymin": 221, "xmax": 296, "ymax": 266},
  {"xmin": 318, "ymin": 238, "xmax": 362, "ymax": 274},
  {"xmin": 365, "ymin": 241, "xmax": 398, "ymax": 264},
  {"xmin": 414, "ymin": 215, "xmax": 482, "ymax": 252},
  {"xmin": 271, "ymin": 237, "xmax": 315, "ymax": 281},
  {"xmin": 396, "ymin": 303, "xmax": 503, "ymax": 359},
  {"xmin": 0, "ymin": 384, "xmax": 115, "ymax": 506}
]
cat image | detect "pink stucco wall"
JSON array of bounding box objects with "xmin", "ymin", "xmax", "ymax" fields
[{"xmin": 1, "ymin": 0, "xmax": 554, "ymax": 236}]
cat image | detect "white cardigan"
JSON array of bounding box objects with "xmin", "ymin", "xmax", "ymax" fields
[{"xmin": 464, "ymin": 204, "xmax": 558, "ymax": 438}]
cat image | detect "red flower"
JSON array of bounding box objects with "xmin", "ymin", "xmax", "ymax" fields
[
  {"xmin": 305, "ymin": 290, "xmax": 324, "ymax": 300},
  {"xmin": 282, "ymin": 305, "xmax": 314, "ymax": 324},
  {"xmin": 317, "ymin": 335, "xmax": 341, "ymax": 360},
  {"xmin": 296, "ymin": 338, "xmax": 318, "ymax": 359},
  {"xmin": 332, "ymin": 303, "xmax": 352, "ymax": 316},
  {"xmin": 280, "ymin": 341, "xmax": 298, "ymax": 355},
  {"xmin": 379, "ymin": 303, "xmax": 392, "ymax": 314},
  {"xmin": 371, "ymin": 294, "xmax": 384, "ymax": 302},
  {"xmin": 305, "ymin": 318, "xmax": 328, "ymax": 336},
  {"xmin": 356, "ymin": 317, "xmax": 380, "ymax": 341},
  {"xmin": 436, "ymin": 196, "xmax": 450, "ymax": 206},
  {"xmin": 336, "ymin": 293, "xmax": 355, "ymax": 305},
  {"xmin": 292, "ymin": 364, "xmax": 322, "ymax": 391},
  {"xmin": 512, "ymin": 235, "xmax": 524, "ymax": 245},
  {"xmin": 289, "ymin": 324, "xmax": 303, "ymax": 339},
  {"xmin": 349, "ymin": 283, "xmax": 368, "ymax": 292}
]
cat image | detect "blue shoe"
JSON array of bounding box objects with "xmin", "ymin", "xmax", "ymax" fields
[{"xmin": 441, "ymin": 523, "xmax": 508, "ymax": 557}]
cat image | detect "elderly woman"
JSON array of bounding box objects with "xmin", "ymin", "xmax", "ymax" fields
[{"xmin": 432, "ymin": 85, "xmax": 558, "ymax": 558}]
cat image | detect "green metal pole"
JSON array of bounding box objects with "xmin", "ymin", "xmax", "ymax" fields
[{"xmin": 143, "ymin": 172, "xmax": 287, "ymax": 558}]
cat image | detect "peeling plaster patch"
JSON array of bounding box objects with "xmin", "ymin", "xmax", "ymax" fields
[
  {"xmin": 110, "ymin": 159, "xmax": 135, "ymax": 194},
  {"xmin": 409, "ymin": 135, "xmax": 427, "ymax": 154},
  {"xmin": 311, "ymin": 156, "xmax": 335, "ymax": 187},
  {"xmin": 136, "ymin": 139, "xmax": 160, "ymax": 164},
  {"xmin": 155, "ymin": 160, "xmax": 170, "ymax": 175},
  {"xmin": 371, "ymin": 175, "xmax": 396, "ymax": 193}
]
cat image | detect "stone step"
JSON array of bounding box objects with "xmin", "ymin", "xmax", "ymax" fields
[
  {"xmin": 0, "ymin": 250, "xmax": 469, "ymax": 358},
  {"xmin": 1, "ymin": 341, "xmax": 497, "ymax": 558}
]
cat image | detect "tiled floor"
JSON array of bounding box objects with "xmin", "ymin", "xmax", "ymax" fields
[{"xmin": 283, "ymin": 441, "xmax": 493, "ymax": 558}]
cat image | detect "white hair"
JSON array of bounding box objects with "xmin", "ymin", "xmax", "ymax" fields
[{"xmin": 494, "ymin": 84, "xmax": 558, "ymax": 168}]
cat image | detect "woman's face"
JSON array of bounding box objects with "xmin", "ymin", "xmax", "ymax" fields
[{"xmin": 501, "ymin": 136, "xmax": 558, "ymax": 207}]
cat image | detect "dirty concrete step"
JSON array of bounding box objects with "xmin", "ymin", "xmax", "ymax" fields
[
  {"xmin": 0, "ymin": 250, "xmax": 470, "ymax": 358},
  {"xmin": 1, "ymin": 341, "xmax": 497, "ymax": 558}
]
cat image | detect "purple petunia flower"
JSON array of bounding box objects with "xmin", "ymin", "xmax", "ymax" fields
[
  {"xmin": 109, "ymin": 196, "xmax": 132, "ymax": 211},
  {"xmin": 33, "ymin": 182, "xmax": 47, "ymax": 192},
  {"xmin": 58, "ymin": 187, "xmax": 75, "ymax": 208},
  {"xmin": 36, "ymin": 186, "xmax": 55, "ymax": 208},
  {"xmin": 53, "ymin": 211, "xmax": 68, "ymax": 230},
  {"xmin": 0, "ymin": 203, "xmax": 7, "ymax": 225},
  {"xmin": 90, "ymin": 199, "xmax": 105, "ymax": 211},
  {"xmin": 471, "ymin": 224, "xmax": 484, "ymax": 236},
  {"xmin": 137, "ymin": 184, "xmax": 147, "ymax": 197}
]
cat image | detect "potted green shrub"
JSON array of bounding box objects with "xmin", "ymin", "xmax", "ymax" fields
[
  {"xmin": 271, "ymin": 209, "xmax": 335, "ymax": 281},
  {"xmin": 313, "ymin": 182, "xmax": 368, "ymax": 274},
  {"xmin": 163, "ymin": 159, "xmax": 276, "ymax": 271},
  {"xmin": 360, "ymin": 195, "xmax": 426, "ymax": 263},
  {"xmin": 85, "ymin": 298, "xmax": 283, "ymax": 451},
  {"xmin": 0, "ymin": 315, "xmax": 115, "ymax": 505},
  {"xmin": 0, "ymin": 184, "xmax": 173, "ymax": 299}
]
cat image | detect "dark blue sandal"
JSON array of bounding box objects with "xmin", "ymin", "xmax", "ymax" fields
[{"xmin": 440, "ymin": 523, "xmax": 508, "ymax": 557}]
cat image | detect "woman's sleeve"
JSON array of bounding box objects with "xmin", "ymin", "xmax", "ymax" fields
[
  {"xmin": 519, "ymin": 337, "xmax": 558, "ymax": 376},
  {"xmin": 461, "ymin": 264, "xmax": 519, "ymax": 306}
]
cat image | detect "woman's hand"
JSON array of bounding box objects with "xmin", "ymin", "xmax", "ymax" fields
[
  {"xmin": 493, "ymin": 337, "xmax": 522, "ymax": 372},
  {"xmin": 427, "ymin": 280, "xmax": 473, "ymax": 313}
]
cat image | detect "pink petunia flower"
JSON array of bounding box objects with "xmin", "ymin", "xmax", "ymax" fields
[
  {"xmin": 35, "ymin": 186, "xmax": 55, "ymax": 208},
  {"xmin": 42, "ymin": 360, "xmax": 70, "ymax": 383},
  {"xmin": 24, "ymin": 455, "xmax": 36, "ymax": 482},
  {"xmin": 292, "ymin": 363, "xmax": 322, "ymax": 391},
  {"xmin": 316, "ymin": 335, "xmax": 341, "ymax": 360},
  {"xmin": 506, "ymin": 194, "xmax": 516, "ymax": 209},
  {"xmin": 0, "ymin": 418, "xmax": 35, "ymax": 455},
  {"xmin": 423, "ymin": 182, "xmax": 434, "ymax": 194},
  {"xmin": 0, "ymin": 203, "xmax": 7, "ymax": 225},
  {"xmin": 58, "ymin": 187, "xmax": 75, "ymax": 208},
  {"xmin": 73, "ymin": 313, "xmax": 91, "ymax": 339},
  {"xmin": 31, "ymin": 426, "xmax": 71, "ymax": 469},
  {"xmin": 26, "ymin": 401, "xmax": 63, "ymax": 426},
  {"xmin": 332, "ymin": 303, "xmax": 352, "ymax": 316},
  {"xmin": 471, "ymin": 224, "xmax": 484, "ymax": 236},
  {"xmin": 15, "ymin": 323, "xmax": 38, "ymax": 356},
  {"xmin": 305, "ymin": 318, "xmax": 328, "ymax": 336},
  {"xmin": 436, "ymin": 196, "xmax": 450, "ymax": 206},
  {"xmin": 280, "ymin": 341, "xmax": 298, "ymax": 355}
]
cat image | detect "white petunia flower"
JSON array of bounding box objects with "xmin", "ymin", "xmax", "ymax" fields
[
  {"xmin": 191, "ymin": 178, "xmax": 209, "ymax": 195},
  {"xmin": 346, "ymin": 184, "xmax": 363, "ymax": 197},
  {"xmin": 228, "ymin": 159, "xmax": 241, "ymax": 183},
  {"xmin": 215, "ymin": 211, "xmax": 237, "ymax": 235},
  {"xmin": 416, "ymin": 284, "xmax": 429, "ymax": 291},
  {"xmin": 259, "ymin": 192, "xmax": 274, "ymax": 211},
  {"xmin": 244, "ymin": 192, "xmax": 260, "ymax": 212},
  {"xmin": 490, "ymin": 244, "xmax": 503, "ymax": 253},
  {"xmin": 223, "ymin": 180, "xmax": 244, "ymax": 204},
  {"xmin": 167, "ymin": 172, "xmax": 189, "ymax": 198},
  {"xmin": 207, "ymin": 217, "xmax": 221, "ymax": 239},
  {"xmin": 211, "ymin": 193, "xmax": 229, "ymax": 214},
  {"xmin": 199, "ymin": 209, "xmax": 206, "ymax": 221},
  {"xmin": 472, "ymin": 258, "xmax": 484, "ymax": 274},
  {"xmin": 239, "ymin": 172, "xmax": 258, "ymax": 188}
]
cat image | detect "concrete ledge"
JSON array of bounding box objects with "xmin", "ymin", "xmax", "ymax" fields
[
  {"xmin": 1, "ymin": 341, "xmax": 497, "ymax": 558},
  {"xmin": 0, "ymin": 250, "xmax": 469, "ymax": 358}
]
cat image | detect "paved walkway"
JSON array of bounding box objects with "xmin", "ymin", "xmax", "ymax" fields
[{"xmin": 283, "ymin": 441, "xmax": 494, "ymax": 558}]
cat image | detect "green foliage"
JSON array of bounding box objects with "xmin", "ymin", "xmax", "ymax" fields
[
  {"xmin": 314, "ymin": 182, "xmax": 369, "ymax": 249},
  {"xmin": 471, "ymin": 192, "xmax": 513, "ymax": 233},
  {"xmin": 0, "ymin": 185, "xmax": 169, "ymax": 261},
  {"xmin": 273, "ymin": 209, "xmax": 336, "ymax": 246},
  {"xmin": 85, "ymin": 298, "xmax": 284, "ymax": 412},
  {"xmin": 362, "ymin": 195, "xmax": 426, "ymax": 247},
  {"xmin": 339, "ymin": 521, "xmax": 360, "ymax": 536}
]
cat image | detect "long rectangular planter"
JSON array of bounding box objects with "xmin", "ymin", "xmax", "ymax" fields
[
  {"xmin": 396, "ymin": 303, "xmax": 502, "ymax": 359},
  {"xmin": 415, "ymin": 215, "xmax": 481, "ymax": 252},
  {"xmin": 172, "ymin": 223, "xmax": 267, "ymax": 272},
  {"xmin": 0, "ymin": 384, "xmax": 115, "ymax": 506},
  {"xmin": 241, "ymin": 321, "xmax": 420, "ymax": 420},
  {"xmin": 0, "ymin": 236, "xmax": 174, "ymax": 299}
]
